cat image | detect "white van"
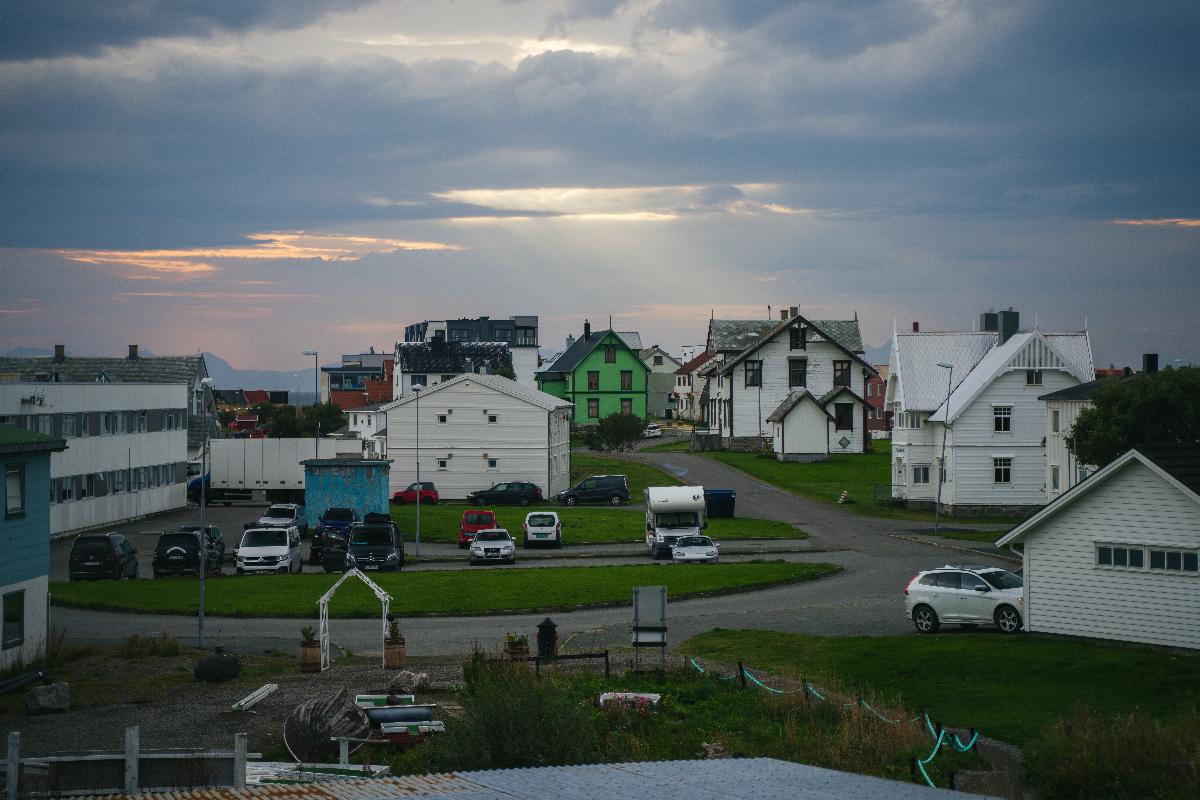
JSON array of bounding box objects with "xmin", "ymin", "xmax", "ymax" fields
[
  {"xmin": 235, "ymin": 525, "xmax": 302, "ymax": 574},
  {"xmin": 645, "ymin": 486, "xmax": 706, "ymax": 559}
]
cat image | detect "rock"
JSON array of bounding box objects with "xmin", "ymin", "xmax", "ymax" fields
[
  {"xmin": 25, "ymin": 682, "xmax": 69, "ymax": 714},
  {"xmin": 194, "ymin": 647, "xmax": 242, "ymax": 683},
  {"xmin": 387, "ymin": 670, "xmax": 429, "ymax": 694},
  {"xmin": 700, "ymin": 741, "xmax": 729, "ymax": 759}
]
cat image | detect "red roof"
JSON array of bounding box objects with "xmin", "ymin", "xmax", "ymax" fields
[
  {"xmin": 242, "ymin": 390, "xmax": 270, "ymax": 404},
  {"xmin": 675, "ymin": 351, "xmax": 715, "ymax": 375}
]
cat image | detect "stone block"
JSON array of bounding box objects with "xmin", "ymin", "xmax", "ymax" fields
[{"xmin": 25, "ymin": 682, "xmax": 69, "ymax": 714}]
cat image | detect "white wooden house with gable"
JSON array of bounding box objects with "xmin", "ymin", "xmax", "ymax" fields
[
  {"xmin": 713, "ymin": 310, "xmax": 876, "ymax": 458},
  {"xmin": 887, "ymin": 310, "xmax": 1094, "ymax": 516}
]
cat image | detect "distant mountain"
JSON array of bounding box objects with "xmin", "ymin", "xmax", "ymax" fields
[
  {"xmin": 864, "ymin": 339, "xmax": 891, "ymax": 366},
  {"xmin": 3, "ymin": 346, "xmax": 158, "ymax": 357},
  {"xmin": 202, "ymin": 352, "xmax": 328, "ymax": 398}
]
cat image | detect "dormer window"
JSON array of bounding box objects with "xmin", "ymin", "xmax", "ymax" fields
[{"xmin": 790, "ymin": 326, "xmax": 807, "ymax": 350}]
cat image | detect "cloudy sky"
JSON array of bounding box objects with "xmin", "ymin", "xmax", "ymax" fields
[{"xmin": 1, "ymin": 0, "xmax": 1197, "ymax": 371}]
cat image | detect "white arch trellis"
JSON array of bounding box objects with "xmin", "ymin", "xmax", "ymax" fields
[{"xmin": 318, "ymin": 568, "xmax": 392, "ymax": 672}]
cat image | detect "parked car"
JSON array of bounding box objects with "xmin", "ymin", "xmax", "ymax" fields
[
  {"xmin": 391, "ymin": 482, "xmax": 439, "ymax": 505},
  {"xmin": 178, "ymin": 524, "xmax": 225, "ymax": 563},
  {"xmin": 904, "ymin": 565, "xmax": 1025, "ymax": 634},
  {"xmin": 466, "ymin": 482, "xmax": 543, "ymax": 506},
  {"xmin": 643, "ymin": 424, "xmax": 662, "ymax": 438},
  {"xmin": 469, "ymin": 528, "xmax": 516, "ymax": 565},
  {"xmin": 310, "ymin": 507, "xmax": 358, "ymax": 564},
  {"xmin": 256, "ymin": 503, "xmax": 308, "ymax": 537},
  {"xmin": 556, "ymin": 475, "xmax": 630, "ymax": 506},
  {"xmin": 235, "ymin": 525, "xmax": 302, "ymax": 575},
  {"xmin": 671, "ymin": 535, "xmax": 720, "ymax": 564},
  {"xmin": 343, "ymin": 518, "xmax": 404, "ymax": 572},
  {"xmin": 152, "ymin": 530, "xmax": 222, "ymax": 577},
  {"xmin": 522, "ymin": 511, "xmax": 562, "ymax": 548},
  {"xmin": 459, "ymin": 509, "xmax": 497, "ymax": 548},
  {"xmin": 68, "ymin": 532, "xmax": 139, "ymax": 581}
]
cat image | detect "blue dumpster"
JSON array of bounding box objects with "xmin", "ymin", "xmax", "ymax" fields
[{"xmin": 704, "ymin": 489, "xmax": 736, "ymax": 518}]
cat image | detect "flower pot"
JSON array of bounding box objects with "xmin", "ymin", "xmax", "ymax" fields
[
  {"xmin": 504, "ymin": 641, "xmax": 530, "ymax": 662},
  {"xmin": 299, "ymin": 641, "xmax": 321, "ymax": 673},
  {"xmin": 384, "ymin": 638, "xmax": 406, "ymax": 669}
]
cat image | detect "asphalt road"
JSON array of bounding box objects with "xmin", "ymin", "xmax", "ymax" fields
[{"xmin": 50, "ymin": 449, "xmax": 1015, "ymax": 657}]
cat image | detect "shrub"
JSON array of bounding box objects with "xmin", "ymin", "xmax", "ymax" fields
[
  {"xmin": 118, "ymin": 629, "xmax": 181, "ymax": 658},
  {"xmin": 194, "ymin": 646, "xmax": 242, "ymax": 682}
]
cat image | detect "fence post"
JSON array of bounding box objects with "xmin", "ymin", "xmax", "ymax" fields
[
  {"xmin": 123, "ymin": 726, "xmax": 139, "ymax": 795},
  {"xmin": 801, "ymin": 676, "xmax": 808, "ymax": 705},
  {"xmin": 737, "ymin": 661, "xmax": 747, "ymax": 689},
  {"xmin": 6, "ymin": 731, "xmax": 19, "ymax": 800},
  {"xmin": 604, "ymin": 650, "xmax": 610, "ymax": 678},
  {"xmin": 234, "ymin": 733, "xmax": 247, "ymax": 790}
]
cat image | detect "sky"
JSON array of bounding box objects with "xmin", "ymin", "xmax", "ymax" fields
[{"xmin": 1, "ymin": 0, "xmax": 1197, "ymax": 371}]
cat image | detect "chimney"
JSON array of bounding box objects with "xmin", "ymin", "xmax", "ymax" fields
[
  {"xmin": 998, "ymin": 308, "xmax": 1019, "ymax": 345},
  {"xmin": 912, "ymin": 321, "xmax": 920, "ymax": 332},
  {"xmin": 565, "ymin": 334, "xmax": 575, "ymax": 349},
  {"xmin": 128, "ymin": 344, "xmax": 139, "ymax": 360},
  {"xmin": 789, "ymin": 306, "xmax": 798, "ymax": 319},
  {"xmin": 53, "ymin": 344, "xmax": 65, "ymax": 362},
  {"xmin": 1143, "ymin": 353, "xmax": 1159, "ymax": 374},
  {"xmin": 979, "ymin": 310, "xmax": 999, "ymax": 333},
  {"xmin": 583, "ymin": 319, "xmax": 591, "ymax": 339},
  {"xmin": 780, "ymin": 309, "xmax": 789, "ymax": 321}
]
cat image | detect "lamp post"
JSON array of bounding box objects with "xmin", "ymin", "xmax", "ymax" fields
[
  {"xmin": 934, "ymin": 362, "xmax": 953, "ymax": 535},
  {"xmin": 412, "ymin": 383, "xmax": 422, "ymax": 558},
  {"xmin": 196, "ymin": 377, "xmax": 214, "ymax": 648},
  {"xmin": 302, "ymin": 350, "xmax": 318, "ymax": 460}
]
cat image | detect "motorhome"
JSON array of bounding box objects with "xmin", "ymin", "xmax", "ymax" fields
[{"xmin": 644, "ymin": 486, "xmax": 706, "ymax": 559}]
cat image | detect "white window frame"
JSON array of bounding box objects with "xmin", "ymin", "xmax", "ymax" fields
[
  {"xmin": 4, "ymin": 464, "xmax": 25, "ymax": 518},
  {"xmin": 1051, "ymin": 464, "xmax": 1060, "ymax": 491},
  {"xmin": 993, "ymin": 406, "xmax": 1012, "ymax": 433},
  {"xmin": 487, "ymin": 458, "xmax": 498, "ymax": 470},
  {"xmin": 1025, "ymin": 369, "xmax": 1043, "ymax": 386},
  {"xmin": 437, "ymin": 459, "xmax": 448, "ymax": 470},
  {"xmin": 912, "ymin": 465, "xmax": 930, "ymax": 484},
  {"xmin": 1051, "ymin": 409, "xmax": 1060, "ymax": 433},
  {"xmin": 993, "ymin": 457, "xmax": 1012, "ymax": 484}
]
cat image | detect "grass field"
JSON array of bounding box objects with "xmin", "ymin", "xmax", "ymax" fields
[
  {"xmin": 684, "ymin": 629, "xmax": 1200, "ymax": 744},
  {"xmin": 641, "ymin": 439, "xmax": 691, "ymax": 452},
  {"xmin": 569, "ymin": 452, "xmax": 681, "ymax": 498},
  {"xmin": 390, "ymin": 503, "xmax": 803, "ymax": 544},
  {"xmin": 51, "ymin": 561, "xmax": 840, "ymax": 618}
]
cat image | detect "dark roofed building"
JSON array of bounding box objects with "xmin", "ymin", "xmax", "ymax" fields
[
  {"xmin": 393, "ymin": 341, "xmax": 512, "ymax": 397},
  {"xmin": 535, "ymin": 320, "xmax": 649, "ymax": 423}
]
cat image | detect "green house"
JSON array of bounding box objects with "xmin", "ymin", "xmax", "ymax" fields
[{"xmin": 536, "ymin": 323, "xmax": 649, "ymax": 424}]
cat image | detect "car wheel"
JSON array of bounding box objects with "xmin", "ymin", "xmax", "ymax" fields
[
  {"xmin": 555, "ymin": 535, "xmax": 563, "ymax": 549},
  {"xmin": 912, "ymin": 605, "xmax": 940, "ymax": 633},
  {"xmin": 565, "ymin": 496, "xmax": 578, "ymax": 507},
  {"xmin": 609, "ymin": 495, "xmax": 623, "ymax": 506},
  {"xmin": 995, "ymin": 605, "xmax": 1023, "ymax": 634},
  {"xmin": 422, "ymin": 496, "xmax": 434, "ymax": 505},
  {"xmin": 393, "ymin": 497, "xmax": 405, "ymax": 505},
  {"xmin": 519, "ymin": 497, "xmax": 531, "ymax": 507}
]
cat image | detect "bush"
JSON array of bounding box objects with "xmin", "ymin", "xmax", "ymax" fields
[
  {"xmin": 118, "ymin": 629, "xmax": 181, "ymax": 658},
  {"xmin": 583, "ymin": 413, "xmax": 645, "ymax": 453},
  {"xmin": 1025, "ymin": 708, "xmax": 1200, "ymax": 799},
  {"xmin": 194, "ymin": 646, "xmax": 242, "ymax": 682}
]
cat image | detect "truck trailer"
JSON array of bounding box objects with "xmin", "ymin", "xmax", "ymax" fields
[
  {"xmin": 189, "ymin": 437, "xmax": 341, "ymax": 504},
  {"xmin": 644, "ymin": 485, "xmax": 706, "ymax": 559}
]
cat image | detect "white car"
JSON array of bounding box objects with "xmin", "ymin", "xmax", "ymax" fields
[
  {"xmin": 671, "ymin": 535, "xmax": 720, "ymax": 564},
  {"xmin": 469, "ymin": 528, "xmax": 517, "ymax": 565},
  {"xmin": 904, "ymin": 565, "xmax": 1024, "ymax": 634},
  {"xmin": 522, "ymin": 511, "xmax": 562, "ymax": 548},
  {"xmin": 235, "ymin": 525, "xmax": 302, "ymax": 574},
  {"xmin": 642, "ymin": 424, "xmax": 663, "ymax": 439},
  {"xmin": 257, "ymin": 503, "xmax": 308, "ymax": 537}
]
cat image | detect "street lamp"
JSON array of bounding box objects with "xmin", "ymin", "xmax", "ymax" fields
[
  {"xmin": 412, "ymin": 383, "xmax": 422, "ymax": 558},
  {"xmin": 934, "ymin": 362, "xmax": 953, "ymax": 535},
  {"xmin": 195, "ymin": 376, "xmax": 214, "ymax": 648},
  {"xmin": 302, "ymin": 350, "xmax": 318, "ymax": 460}
]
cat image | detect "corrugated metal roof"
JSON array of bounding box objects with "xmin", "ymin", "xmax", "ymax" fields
[
  {"xmin": 617, "ymin": 332, "xmax": 643, "ymax": 351},
  {"xmin": 891, "ymin": 332, "xmax": 997, "ymax": 412},
  {"xmin": 0, "ymin": 354, "xmax": 206, "ymax": 385},
  {"xmin": 380, "ymin": 373, "xmax": 571, "ymax": 413}
]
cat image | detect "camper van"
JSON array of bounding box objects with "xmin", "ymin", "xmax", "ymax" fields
[{"xmin": 645, "ymin": 486, "xmax": 706, "ymax": 559}]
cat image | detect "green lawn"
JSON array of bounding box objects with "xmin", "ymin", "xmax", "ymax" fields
[
  {"xmin": 684, "ymin": 629, "xmax": 1200, "ymax": 744},
  {"xmin": 570, "ymin": 452, "xmax": 681, "ymax": 499},
  {"xmin": 390, "ymin": 504, "xmax": 803, "ymax": 545},
  {"xmin": 50, "ymin": 562, "xmax": 840, "ymax": 618},
  {"xmin": 641, "ymin": 439, "xmax": 691, "ymax": 452}
]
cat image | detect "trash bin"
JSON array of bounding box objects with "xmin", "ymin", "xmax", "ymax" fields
[{"xmin": 704, "ymin": 489, "xmax": 736, "ymax": 518}]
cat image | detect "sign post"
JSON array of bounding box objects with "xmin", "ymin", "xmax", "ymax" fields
[{"xmin": 632, "ymin": 585, "xmax": 667, "ymax": 672}]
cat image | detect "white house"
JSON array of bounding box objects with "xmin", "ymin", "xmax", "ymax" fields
[
  {"xmin": 674, "ymin": 351, "xmax": 714, "ymax": 422},
  {"xmin": 713, "ymin": 311, "xmax": 875, "ymax": 456},
  {"xmin": 343, "ymin": 404, "xmax": 388, "ymax": 458},
  {"xmin": 381, "ymin": 373, "xmax": 572, "ymax": 500},
  {"xmin": 996, "ymin": 445, "xmax": 1200, "ymax": 649},
  {"xmin": 641, "ymin": 345, "xmax": 681, "ymax": 418},
  {"xmin": 0, "ymin": 382, "xmax": 189, "ymax": 535},
  {"xmin": 887, "ymin": 310, "xmax": 1094, "ymax": 516}
]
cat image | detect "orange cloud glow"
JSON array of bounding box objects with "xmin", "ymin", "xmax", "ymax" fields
[{"xmin": 1110, "ymin": 218, "xmax": 1200, "ymax": 227}]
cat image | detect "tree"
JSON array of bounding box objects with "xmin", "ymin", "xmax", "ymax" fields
[
  {"xmin": 1068, "ymin": 368, "xmax": 1200, "ymax": 467},
  {"xmin": 583, "ymin": 413, "xmax": 645, "ymax": 453},
  {"xmin": 491, "ymin": 365, "xmax": 517, "ymax": 381}
]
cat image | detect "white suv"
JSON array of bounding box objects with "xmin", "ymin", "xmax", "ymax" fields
[{"xmin": 904, "ymin": 565, "xmax": 1024, "ymax": 634}]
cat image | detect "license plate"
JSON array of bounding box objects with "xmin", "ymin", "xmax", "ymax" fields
[
  {"xmin": 85, "ymin": 560, "xmax": 99, "ymax": 566},
  {"xmin": 364, "ymin": 565, "xmax": 379, "ymax": 570},
  {"xmin": 170, "ymin": 555, "xmax": 184, "ymax": 560},
  {"xmin": 534, "ymin": 533, "xmax": 548, "ymax": 538}
]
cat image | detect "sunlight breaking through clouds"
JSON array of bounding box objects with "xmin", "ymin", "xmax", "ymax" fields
[{"xmin": 1110, "ymin": 218, "xmax": 1200, "ymax": 228}]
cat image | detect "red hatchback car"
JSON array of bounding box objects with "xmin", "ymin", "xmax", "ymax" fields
[
  {"xmin": 392, "ymin": 481, "xmax": 439, "ymax": 505},
  {"xmin": 459, "ymin": 509, "xmax": 497, "ymax": 548}
]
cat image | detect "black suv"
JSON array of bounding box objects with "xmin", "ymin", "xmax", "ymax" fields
[
  {"xmin": 556, "ymin": 475, "xmax": 630, "ymax": 506},
  {"xmin": 68, "ymin": 533, "xmax": 139, "ymax": 581},
  {"xmin": 152, "ymin": 531, "xmax": 222, "ymax": 578},
  {"xmin": 178, "ymin": 524, "xmax": 225, "ymax": 563},
  {"xmin": 324, "ymin": 513, "xmax": 405, "ymax": 573},
  {"xmin": 466, "ymin": 482, "xmax": 543, "ymax": 506}
]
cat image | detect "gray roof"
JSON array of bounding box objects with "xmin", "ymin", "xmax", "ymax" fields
[
  {"xmin": 709, "ymin": 319, "xmax": 863, "ymax": 354},
  {"xmin": 766, "ymin": 390, "xmax": 831, "ymax": 423},
  {"xmin": 382, "ymin": 373, "xmax": 571, "ymax": 413},
  {"xmin": 397, "ymin": 342, "xmax": 511, "ymax": 374},
  {"xmin": 1040, "ymin": 374, "xmax": 1129, "ymax": 402},
  {"xmin": 0, "ymin": 354, "xmax": 207, "ymax": 386},
  {"xmin": 539, "ymin": 329, "xmax": 647, "ymax": 377}
]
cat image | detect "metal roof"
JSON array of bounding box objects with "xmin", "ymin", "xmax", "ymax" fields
[
  {"xmin": 1039, "ymin": 374, "xmax": 1129, "ymax": 402},
  {"xmin": 890, "ymin": 332, "xmax": 997, "ymax": 412},
  {"xmin": 617, "ymin": 331, "xmax": 643, "ymax": 351},
  {"xmin": 538, "ymin": 329, "xmax": 646, "ymax": 377},
  {"xmin": 765, "ymin": 390, "xmax": 831, "ymax": 422},
  {"xmin": 396, "ymin": 342, "xmax": 511, "ymax": 374},
  {"xmin": 0, "ymin": 353, "xmax": 207, "ymax": 385},
  {"xmin": 381, "ymin": 373, "xmax": 572, "ymax": 413}
]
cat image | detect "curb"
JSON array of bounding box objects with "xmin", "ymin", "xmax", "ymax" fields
[{"xmin": 892, "ymin": 534, "xmax": 1020, "ymax": 565}]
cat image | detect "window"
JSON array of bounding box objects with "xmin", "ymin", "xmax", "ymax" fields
[
  {"xmin": 960, "ymin": 573, "xmax": 987, "ymax": 591},
  {"xmin": 1051, "ymin": 409, "xmax": 1060, "ymax": 433},
  {"xmin": 411, "ymin": 374, "xmax": 427, "ymax": 388},
  {"xmin": 440, "ymin": 374, "xmax": 455, "ymax": 382},
  {"xmin": 833, "ymin": 360, "xmax": 851, "ymax": 388},
  {"xmin": 2, "ymin": 591, "xmax": 24, "ymax": 649},
  {"xmin": 587, "ymin": 371, "xmax": 600, "ymax": 391},
  {"xmin": 1077, "ymin": 465, "xmax": 1090, "ymax": 483},
  {"xmin": 487, "ymin": 458, "xmax": 498, "ymax": 470},
  {"xmin": 1026, "ymin": 369, "xmax": 1042, "ymax": 386},
  {"xmin": 993, "ymin": 406, "xmax": 1012, "ymax": 433},
  {"xmin": 993, "ymin": 457, "xmax": 1012, "ymax": 483},
  {"xmin": 587, "ymin": 399, "xmax": 600, "ymax": 418},
  {"xmin": 913, "ymin": 465, "xmax": 930, "ymax": 484},
  {"xmin": 62, "ymin": 414, "xmax": 76, "ymax": 437},
  {"xmin": 1051, "ymin": 465, "xmax": 1060, "ymax": 491},
  {"xmin": 620, "ymin": 398, "xmax": 633, "ymax": 415},
  {"xmin": 789, "ymin": 326, "xmax": 807, "ymax": 350},
  {"xmin": 137, "ymin": 410, "xmax": 147, "ymax": 432},
  {"xmin": 834, "ymin": 402, "xmax": 854, "ymax": 431},
  {"xmin": 5, "ymin": 464, "xmax": 25, "ymax": 518},
  {"xmin": 1097, "ymin": 545, "xmax": 1144, "ymax": 569},
  {"xmin": 744, "ymin": 361, "xmax": 762, "ymax": 388},
  {"xmin": 437, "ymin": 459, "xmax": 448, "ymax": 470},
  {"xmin": 488, "ymin": 415, "xmax": 498, "ymax": 424},
  {"xmin": 1148, "ymin": 548, "xmax": 1200, "ymax": 573},
  {"xmin": 604, "ymin": 346, "xmax": 616, "ymax": 363},
  {"xmin": 620, "ymin": 370, "xmax": 633, "ymax": 390},
  {"xmin": 653, "ymin": 355, "xmax": 663, "ymax": 366},
  {"xmin": 788, "ymin": 358, "xmax": 807, "ymax": 388},
  {"xmin": 437, "ymin": 414, "xmax": 447, "ymax": 424}
]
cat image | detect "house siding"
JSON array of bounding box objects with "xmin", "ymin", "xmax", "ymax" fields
[
  {"xmin": 1044, "ymin": 398, "xmax": 1095, "ymax": 501},
  {"xmin": 1, "ymin": 451, "xmax": 52, "ymax": 588},
  {"xmin": 563, "ymin": 333, "xmax": 648, "ymax": 423},
  {"xmin": 773, "ymin": 402, "xmax": 827, "ymax": 459},
  {"xmin": 1022, "ymin": 460, "xmax": 1200, "ymax": 649}
]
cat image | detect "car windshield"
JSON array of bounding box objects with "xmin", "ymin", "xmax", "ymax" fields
[
  {"xmin": 527, "ymin": 514, "xmax": 556, "ymax": 527},
  {"xmin": 157, "ymin": 533, "xmax": 200, "ymax": 551},
  {"xmin": 465, "ymin": 513, "xmax": 494, "ymax": 525},
  {"xmin": 475, "ymin": 530, "xmax": 510, "ymax": 542},
  {"xmin": 655, "ymin": 512, "xmax": 699, "ymax": 528},
  {"xmin": 350, "ymin": 527, "xmax": 393, "ymax": 546},
  {"xmin": 979, "ymin": 570, "xmax": 1023, "ymax": 590},
  {"xmin": 240, "ymin": 529, "xmax": 287, "ymax": 548},
  {"xmin": 677, "ymin": 536, "xmax": 712, "ymax": 547},
  {"xmin": 71, "ymin": 538, "xmax": 111, "ymax": 557},
  {"xmin": 264, "ymin": 506, "xmax": 294, "ymax": 518},
  {"xmin": 322, "ymin": 508, "xmax": 355, "ymax": 521}
]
